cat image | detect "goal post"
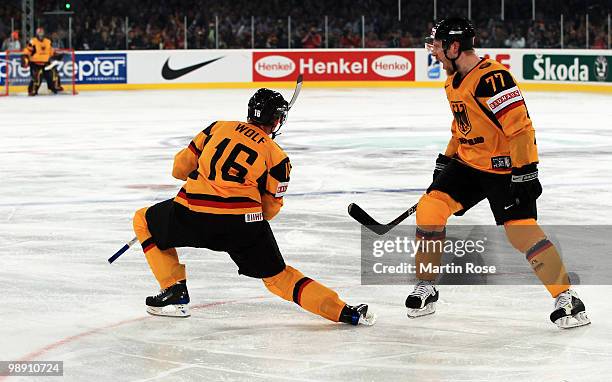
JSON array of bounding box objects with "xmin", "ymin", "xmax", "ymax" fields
[{"xmin": 1, "ymin": 48, "xmax": 77, "ymax": 96}]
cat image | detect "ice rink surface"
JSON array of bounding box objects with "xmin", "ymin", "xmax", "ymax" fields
[{"xmin": 1, "ymin": 87, "xmax": 611, "ymax": 381}]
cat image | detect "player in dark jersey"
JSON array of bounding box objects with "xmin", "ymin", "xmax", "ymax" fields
[
  {"xmin": 404, "ymin": 17, "xmax": 589, "ymax": 329},
  {"xmin": 132, "ymin": 88, "xmax": 375, "ymax": 326}
]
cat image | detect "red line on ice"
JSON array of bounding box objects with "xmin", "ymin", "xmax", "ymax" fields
[{"xmin": 0, "ymin": 298, "xmax": 265, "ymax": 381}]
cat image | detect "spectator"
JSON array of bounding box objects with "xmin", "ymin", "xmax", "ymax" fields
[
  {"xmin": 339, "ymin": 30, "xmax": 360, "ymax": 48},
  {"xmin": 207, "ymin": 22, "xmax": 216, "ymax": 48},
  {"xmin": 301, "ymin": 26, "xmax": 322, "ymax": 48},
  {"xmin": 365, "ymin": 31, "xmax": 384, "ymax": 48},
  {"xmin": 400, "ymin": 31, "xmax": 414, "ymax": 48},
  {"xmin": 51, "ymin": 31, "xmax": 65, "ymax": 49},
  {"xmin": 128, "ymin": 29, "xmax": 144, "ymax": 49},
  {"xmin": 478, "ymin": 29, "xmax": 492, "ymax": 48},
  {"xmin": 266, "ymin": 33, "xmax": 278, "ymax": 48},
  {"xmin": 591, "ymin": 30, "xmax": 606, "ymax": 49},
  {"xmin": 2, "ymin": 30, "xmax": 21, "ymax": 51},
  {"xmin": 505, "ymin": 32, "xmax": 526, "ymax": 48},
  {"xmin": 387, "ymin": 30, "xmax": 401, "ymax": 48}
]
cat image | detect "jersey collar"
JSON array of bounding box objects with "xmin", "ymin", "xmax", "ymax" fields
[{"xmin": 452, "ymin": 58, "xmax": 487, "ymax": 89}]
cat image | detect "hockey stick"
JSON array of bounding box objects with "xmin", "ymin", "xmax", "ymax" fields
[
  {"xmin": 287, "ymin": 74, "xmax": 303, "ymax": 110},
  {"xmin": 108, "ymin": 237, "xmax": 138, "ymax": 264},
  {"xmin": 347, "ymin": 202, "xmax": 418, "ymax": 235},
  {"xmin": 44, "ymin": 61, "xmax": 61, "ymax": 71},
  {"xmin": 109, "ymin": 75, "xmax": 304, "ymax": 264}
]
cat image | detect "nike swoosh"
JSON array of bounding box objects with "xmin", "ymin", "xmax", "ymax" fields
[{"xmin": 161, "ymin": 57, "xmax": 223, "ymax": 80}]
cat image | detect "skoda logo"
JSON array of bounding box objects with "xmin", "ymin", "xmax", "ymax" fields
[{"xmin": 594, "ymin": 56, "xmax": 608, "ymax": 82}]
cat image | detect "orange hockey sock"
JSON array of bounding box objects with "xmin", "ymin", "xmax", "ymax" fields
[
  {"xmin": 415, "ymin": 228, "xmax": 445, "ymax": 281},
  {"xmin": 414, "ymin": 191, "xmax": 462, "ymax": 281},
  {"xmin": 133, "ymin": 208, "xmax": 186, "ymax": 289},
  {"xmin": 505, "ymin": 219, "xmax": 570, "ymax": 297},
  {"xmin": 263, "ymin": 266, "xmax": 346, "ymax": 322},
  {"xmin": 526, "ymin": 239, "xmax": 570, "ymax": 297}
]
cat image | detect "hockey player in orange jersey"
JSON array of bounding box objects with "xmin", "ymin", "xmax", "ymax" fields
[
  {"xmin": 404, "ymin": 17, "xmax": 589, "ymax": 329},
  {"xmin": 133, "ymin": 88, "xmax": 375, "ymax": 326},
  {"xmin": 22, "ymin": 27, "xmax": 64, "ymax": 96}
]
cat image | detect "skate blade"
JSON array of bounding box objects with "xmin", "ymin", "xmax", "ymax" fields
[
  {"xmin": 555, "ymin": 311, "xmax": 591, "ymax": 329},
  {"xmin": 359, "ymin": 312, "xmax": 377, "ymax": 326},
  {"xmin": 407, "ymin": 302, "xmax": 436, "ymax": 319},
  {"xmin": 146, "ymin": 304, "xmax": 190, "ymax": 318}
]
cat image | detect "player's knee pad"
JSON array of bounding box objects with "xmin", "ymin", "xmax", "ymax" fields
[
  {"xmin": 262, "ymin": 266, "xmax": 305, "ymax": 302},
  {"xmin": 504, "ymin": 218, "xmax": 546, "ymax": 253},
  {"xmin": 416, "ymin": 191, "xmax": 460, "ymax": 231}
]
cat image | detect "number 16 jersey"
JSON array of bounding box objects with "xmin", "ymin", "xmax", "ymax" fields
[{"xmin": 172, "ymin": 121, "xmax": 291, "ymax": 220}]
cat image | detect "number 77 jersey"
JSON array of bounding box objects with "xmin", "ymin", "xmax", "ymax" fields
[
  {"xmin": 445, "ymin": 58, "xmax": 538, "ymax": 174},
  {"xmin": 172, "ymin": 121, "xmax": 291, "ymax": 220}
]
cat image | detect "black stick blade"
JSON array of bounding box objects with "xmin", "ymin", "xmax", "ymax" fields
[
  {"xmin": 347, "ymin": 203, "xmax": 392, "ymax": 235},
  {"xmin": 348, "ymin": 203, "xmax": 378, "ymax": 225}
]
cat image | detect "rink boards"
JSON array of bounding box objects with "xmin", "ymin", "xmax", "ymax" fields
[{"xmin": 1, "ymin": 48, "xmax": 610, "ymax": 93}]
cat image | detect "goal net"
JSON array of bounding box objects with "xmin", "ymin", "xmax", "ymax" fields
[{"xmin": 1, "ymin": 48, "xmax": 77, "ymax": 96}]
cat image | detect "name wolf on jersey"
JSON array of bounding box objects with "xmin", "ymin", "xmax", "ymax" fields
[{"xmin": 235, "ymin": 123, "xmax": 267, "ymax": 144}]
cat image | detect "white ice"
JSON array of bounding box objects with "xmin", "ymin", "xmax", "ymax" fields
[{"xmin": 1, "ymin": 87, "xmax": 611, "ymax": 381}]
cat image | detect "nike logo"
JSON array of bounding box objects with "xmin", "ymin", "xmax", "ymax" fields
[
  {"xmin": 504, "ymin": 198, "xmax": 520, "ymax": 210},
  {"xmin": 161, "ymin": 57, "xmax": 223, "ymax": 80}
]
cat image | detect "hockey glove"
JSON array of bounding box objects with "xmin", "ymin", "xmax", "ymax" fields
[
  {"xmin": 506, "ymin": 163, "xmax": 542, "ymax": 209},
  {"xmin": 21, "ymin": 55, "xmax": 30, "ymax": 68},
  {"xmin": 433, "ymin": 153, "xmax": 451, "ymax": 182}
]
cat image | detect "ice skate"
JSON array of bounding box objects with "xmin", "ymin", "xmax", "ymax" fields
[
  {"xmin": 405, "ymin": 280, "xmax": 439, "ymax": 318},
  {"xmin": 339, "ymin": 304, "xmax": 376, "ymax": 326},
  {"xmin": 550, "ymin": 289, "xmax": 590, "ymax": 329},
  {"xmin": 146, "ymin": 281, "xmax": 190, "ymax": 317}
]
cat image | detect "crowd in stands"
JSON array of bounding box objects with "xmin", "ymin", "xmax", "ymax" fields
[{"xmin": 1, "ymin": 0, "xmax": 609, "ymax": 51}]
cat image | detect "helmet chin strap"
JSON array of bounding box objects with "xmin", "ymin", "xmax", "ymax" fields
[
  {"xmin": 443, "ymin": 44, "xmax": 462, "ymax": 73},
  {"xmin": 271, "ymin": 119, "xmax": 284, "ymax": 140},
  {"xmin": 270, "ymin": 109, "xmax": 288, "ymax": 140}
]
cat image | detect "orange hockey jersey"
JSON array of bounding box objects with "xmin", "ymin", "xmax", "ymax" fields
[
  {"xmin": 172, "ymin": 121, "xmax": 291, "ymax": 220},
  {"xmin": 23, "ymin": 37, "xmax": 54, "ymax": 64},
  {"xmin": 443, "ymin": 58, "xmax": 538, "ymax": 173}
]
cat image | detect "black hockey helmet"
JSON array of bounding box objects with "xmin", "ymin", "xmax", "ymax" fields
[
  {"xmin": 248, "ymin": 88, "xmax": 288, "ymax": 127},
  {"xmin": 425, "ymin": 17, "xmax": 475, "ymax": 53},
  {"xmin": 425, "ymin": 17, "xmax": 475, "ymax": 72}
]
